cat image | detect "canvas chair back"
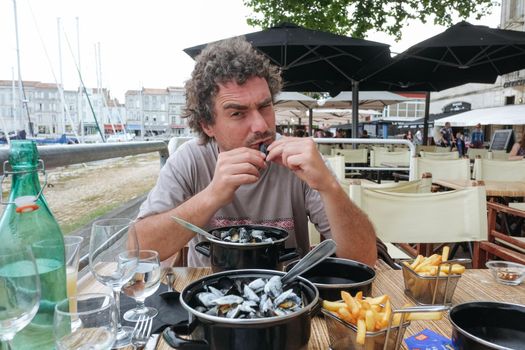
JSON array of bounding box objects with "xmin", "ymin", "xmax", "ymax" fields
[
  {"xmin": 466, "ymin": 148, "xmax": 489, "ymax": 160},
  {"xmin": 370, "ymin": 150, "xmax": 410, "ymax": 167},
  {"xmin": 420, "ymin": 151, "xmax": 459, "ymax": 160},
  {"xmin": 416, "ymin": 145, "xmax": 436, "ymax": 154},
  {"xmin": 348, "ymin": 184, "xmax": 488, "ymax": 245},
  {"xmin": 488, "ymin": 150, "xmax": 510, "ymax": 160},
  {"xmin": 434, "ymin": 146, "xmax": 451, "ymax": 153},
  {"xmin": 412, "ymin": 157, "xmax": 470, "ymax": 181},
  {"xmin": 331, "ymin": 148, "xmax": 368, "ymax": 163},
  {"xmin": 371, "ymin": 146, "xmax": 390, "ymax": 153},
  {"xmin": 325, "ymin": 155, "xmax": 346, "ymax": 180},
  {"xmin": 473, "ymin": 158, "xmax": 525, "ymax": 181},
  {"xmin": 354, "ymin": 176, "xmax": 432, "ymax": 194},
  {"xmin": 317, "ymin": 143, "xmax": 333, "ymax": 156}
]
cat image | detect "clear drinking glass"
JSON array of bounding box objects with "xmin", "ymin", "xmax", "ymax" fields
[
  {"xmin": 122, "ymin": 250, "xmax": 161, "ymax": 321},
  {"xmin": 89, "ymin": 218, "xmax": 139, "ymax": 348},
  {"xmin": 54, "ymin": 293, "xmax": 116, "ymax": 350},
  {"xmin": 0, "ymin": 246, "xmax": 41, "ymax": 350},
  {"xmin": 64, "ymin": 236, "xmax": 84, "ymax": 299}
]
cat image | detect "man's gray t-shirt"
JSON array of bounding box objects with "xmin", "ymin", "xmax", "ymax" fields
[{"xmin": 138, "ymin": 138, "xmax": 331, "ymax": 267}]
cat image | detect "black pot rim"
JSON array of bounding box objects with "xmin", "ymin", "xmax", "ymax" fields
[
  {"xmin": 180, "ymin": 269, "xmax": 319, "ymax": 325},
  {"xmin": 286, "ymin": 257, "xmax": 376, "ymax": 289},
  {"xmin": 449, "ymin": 301, "xmax": 525, "ymax": 350},
  {"xmin": 207, "ymin": 225, "xmax": 289, "ymax": 247}
]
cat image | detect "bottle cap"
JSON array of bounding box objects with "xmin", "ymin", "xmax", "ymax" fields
[{"xmin": 14, "ymin": 195, "xmax": 39, "ymax": 213}]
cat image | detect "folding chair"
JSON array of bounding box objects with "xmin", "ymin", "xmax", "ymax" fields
[{"xmin": 473, "ymin": 158, "xmax": 525, "ymax": 181}]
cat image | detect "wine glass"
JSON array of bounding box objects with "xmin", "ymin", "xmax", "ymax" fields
[
  {"xmin": 0, "ymin": 246, "xmax": 41, "ymax": 350},
  {"xmin": 54, "ymin": 293, "xmax": 117, "ymax": 350},
  {"xmin": 89, "ymin": 218, "xmax": 139, "ymax": 348},
  {"xmin": 122, "ymin": 250, "xmax": 161, "ymax": 322}
]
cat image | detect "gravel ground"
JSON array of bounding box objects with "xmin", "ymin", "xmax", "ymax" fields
[{"xmin": 0, "ymin": 153, "xmax": 161, "ymax": 233}]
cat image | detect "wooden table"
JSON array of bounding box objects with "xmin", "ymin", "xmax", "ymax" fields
[
  {"xmin": 434, "ymin": 179, "xmax": 525, "ymax": 197},
  {"xmin": 78, "ymin": 261, "xmax": 525, "ymax": 349}
]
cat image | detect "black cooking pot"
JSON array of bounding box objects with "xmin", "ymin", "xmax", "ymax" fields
[
  {"xmin": 449, "ymin": 302, "xmax": 525, "ymax": 349},
  {"xmin": 195, "ymin": 225, "xmax": 299, "ymax": 272},
  {"xmin": 162, "ymin": 269, "xmax": 320, "ymax": 350},
  {"xmin": 285, "ymin": 257, "xmax": 375, "ymax": 300}
]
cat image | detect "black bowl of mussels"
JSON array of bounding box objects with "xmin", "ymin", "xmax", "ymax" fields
[
  {"xmin": 194, "ymin": 225, "xmax": 299, "ymax": 272},
  {"xmin": 162, "ymin": 269, "xmax": 320, "ymax": 350},
  {"xmin": 285, "ymin": 257, "xmax": 376, "ymax": 300}
]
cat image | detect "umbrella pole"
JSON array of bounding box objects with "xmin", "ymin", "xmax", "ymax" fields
[
  {"xmin": 423, "ymin": 92, "xmax": 430, "ymax": 145},
  {"xmin": 308, "ymin": 108, "xmax": 313, "ymax": 136},
  {"xmin": 352, "ymin": 81, "xmax": 359, "ymax": 148}
]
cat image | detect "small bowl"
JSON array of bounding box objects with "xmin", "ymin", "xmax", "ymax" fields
[
  {"xmin": 285, "ymin": 257, "xmax": 375, "ymax": 300},
  {"xmin": 486, "ymin": 261, "xmax": 525, "ymax": 286}
]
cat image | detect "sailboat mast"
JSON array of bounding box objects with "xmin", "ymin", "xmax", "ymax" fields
[
  {"xmin": 12, "ymin": 0, "xmax": 33, "ymax": 136},
  {"xmin": 76, "ymin": 16, "xmax": 84, "ymax": 141},
  {"xmin": 57, "ymin": 17, "xmax": 65, "ymax": 135}
]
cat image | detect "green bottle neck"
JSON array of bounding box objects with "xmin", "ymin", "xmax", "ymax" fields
[{"xmin": 8, "ymin": 168, "xmax": 43, "ymax": 201}]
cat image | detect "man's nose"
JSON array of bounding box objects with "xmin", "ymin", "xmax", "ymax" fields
[{"xmin": 250, "ymin": 111, "xmax": 270, "ymax": 133}]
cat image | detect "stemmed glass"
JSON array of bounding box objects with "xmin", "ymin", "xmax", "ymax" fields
[
  {"xmin": 89, "ymin": 218, "xmax": 139, "ymax": 348},
  {"xmin": 122, "ymin": 250, "xmax": 161, "ymax": 321},
  {"xmin": 0, "ymin": 246, "xmax": 41, "ymax": 350},
  {"xmin": 54, "ymin": 293, "xmax": 117, "ymax": 350}
]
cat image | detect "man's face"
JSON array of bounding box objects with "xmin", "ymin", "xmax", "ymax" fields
[
  {"xmin": 201, "ymin": 77, "xmax": 276, "ymax": 152},
  {"xmin": 445, "ymin": 122, "xmax": 451, "ymax": 128}
]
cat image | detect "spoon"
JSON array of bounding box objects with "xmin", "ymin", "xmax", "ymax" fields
[
  {"xmin": 171, "ymin": 216, "xmax": 218, "ymax": 241},
  {"xmin": 281, "ymin": 239, "xmax": 337, "ymax": 286}
]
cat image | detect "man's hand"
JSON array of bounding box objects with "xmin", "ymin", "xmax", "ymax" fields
[
  {"xmin": 206, "ymin": 147, "xmax": 267, "ymax": 207},
  {"xmin": 266, "ymin": 137, "xmax": 334, "ymax": 191}
]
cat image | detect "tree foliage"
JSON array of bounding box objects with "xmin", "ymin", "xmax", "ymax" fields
[{"xmin": 243, "ymin": 0, "xmax": 498, "ymax": 39}]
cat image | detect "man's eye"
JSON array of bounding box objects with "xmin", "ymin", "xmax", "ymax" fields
[{"xmin": 231, "ymin": 111, "xmax": 244, "ymax": 118}]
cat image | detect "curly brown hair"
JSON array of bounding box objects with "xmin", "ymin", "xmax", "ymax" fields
[{"xmin": 183, "ymin": 37, "xmax": 282, "ymax": 143}]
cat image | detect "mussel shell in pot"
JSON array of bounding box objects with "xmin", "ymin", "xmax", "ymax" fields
[{"xmin": 176, "ymin": 269, "xmax": 320, "ymax": 350}]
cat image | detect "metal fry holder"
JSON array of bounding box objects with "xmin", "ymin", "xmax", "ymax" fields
[
  {"xmin": 322, "ymin": 304, "xmax": 448, "ymax": 350},
  {"xmin": 383, "ymin": 305, "xmax": 449, "ymax": 350},
  {"xmin": 402, "ymin": 258, "xmax": 471, "ymax": 305}
]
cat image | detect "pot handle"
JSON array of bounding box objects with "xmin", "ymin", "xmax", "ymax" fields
[
  {"xmin": 162, "ymin": 320, "xmax": 209, "ymax": 350},
  {"xmin": 278, "ymin": 247, "xmax": 300, "ymax": 263},
  {"xmin": 195, "ymin": 241, "xmax": 211, "ymax": 257}
]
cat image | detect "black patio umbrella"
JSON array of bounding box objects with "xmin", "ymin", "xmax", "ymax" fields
[
  {"xmin": 360, "ymin": 21, "xmax": 525, "ymax": 143},
  {"xmin": 184, "ymin": 23, "xmax": 392, "ymax": 138}
]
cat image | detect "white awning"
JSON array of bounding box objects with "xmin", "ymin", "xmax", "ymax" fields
[{"xmin": 434, "ymin": 104, "xmax": 525, "ymax": 126}]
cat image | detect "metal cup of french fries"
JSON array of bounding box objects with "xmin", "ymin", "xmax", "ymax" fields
[
  {"xmin": 321, "ymin": 291, "xmax": 447, "ymax": 350},
  {"xmin": 401, "ymin": 246, "xmax": 471, "ymax": 305}
]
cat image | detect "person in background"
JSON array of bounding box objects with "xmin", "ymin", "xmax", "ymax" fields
[
  {"xmin": 455, "ymin": 131, "xmax": 465, "ymax": 157},
  {"xmin": 439, "ymin": 122, "xmax": 454, "ymax": 148},
  {"xmin": 414, "ymin": 129, "xmax": 423, "ymax": 145},
  {"xmin": 509, "ymin": 133, "xmax": 525, "ymax": 160},
  {"xmin": 314, "ymin": 128, "xmax": 324, "ymax": 138},
  {"xmin": 406, "ymin": 130, "xmax": 413, "ymax": 143},
  {"xmin": 360, "ymin": 130, "xmax": 370, "ymax": 138},
  {"xmin": 135, "ymin": 37, "xmax": 377, "ymax": 267},
  {"xmin": 470, "ymin": 123, "xmax": 484, "ymax": 148}
]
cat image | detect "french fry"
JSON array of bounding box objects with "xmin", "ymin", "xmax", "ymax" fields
[
  {"xmin": 322, "ymin": 300, "xmax": 347, "ymax": 312},
  {"xmin": 409, "ymin": 255, "xmax": 424, "ymax": 270},
  {"xmin": 356, "ymin": 318, "xmax": 366, "ymax": 345},
  {"xmin": 407, "ymin": 311, "xmax": 444, "ymax": 321},
  {"xmin": 365, "ymin": 310, "xmax": 375, "ymax": 331},
  {"xmin": 365, "ymin": 294, "xmax": 388, "ymax": 305},
  {"xmin": 338, "ymin": 307, "xmax": 355, "ymax": 324},
  {"xmin": 441, "ymin": 246, "xmax": 450, "ymax": 262}
]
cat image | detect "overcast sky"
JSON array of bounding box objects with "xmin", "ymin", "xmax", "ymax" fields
[{"xmin": 0, "ymin": 0, "xmax": 501, "ymax": 101}]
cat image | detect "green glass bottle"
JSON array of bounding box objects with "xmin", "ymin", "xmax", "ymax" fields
[{"xmin": 0, "ymin": 140, "xmax": 67, "ymax": 349}]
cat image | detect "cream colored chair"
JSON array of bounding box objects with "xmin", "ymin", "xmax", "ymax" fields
[
  {"xmin": 352, "ymin": 175, "xmax": 432, "ymax": 194},
  {"xmin": 416, "ymin": 145, "xmax": 436, "ymax": 154},
  {"xmin": 331, "ymin": 148, "xmax": 368, "ymax": 164},
  {"xmin": 466, "ymin": 148, "xmax": 489, "ymax": 160},
  {"xmin": 434, "ymin": 146, "xmax": 451, "ymax": 153},
  {"xmin": 370, "ymin": 150, "xmax": 410, "ymax": 167},
  {"xmin": 317, "ymin": 144, "xmax": 334, "ymax": 156},
  {"xmin": 349, "ymin": 183, "xmax": 488, "ymax": 259},
  {"xmin": 412, "ymin": 157, "xmax": 470, "ymax": 181},
  {"xmin": 420, "ymin": 151, "xmax": 459, "ymax": 160},
  {"xmin": 472, "ymin": 158, "xmax": 525, "ymax": 181},
  {"xmin": 371, "ymin": 146, "xmax": 390, "ymax": 153},
  {"xmin": 488, "ymin": 150, "xmax": 511, "ymax": 160},
  {"xmin": 325, "ymin": 155, "xmax": 346, "ymax": 181}
]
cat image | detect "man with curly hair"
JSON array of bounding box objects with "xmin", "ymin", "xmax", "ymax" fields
[{"xmin": 136, "ymin": 37, "xmax": 377, "ymax": 267}]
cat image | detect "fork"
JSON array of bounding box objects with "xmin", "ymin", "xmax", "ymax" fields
[{"xmin": 131, "ymin": 315, "xmax": 153, "ymax": 350}]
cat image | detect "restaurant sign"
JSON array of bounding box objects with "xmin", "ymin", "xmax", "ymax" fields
[
  {"xmin": 503, "ymin": 79, "xmax": 525, "ymax": 88},
  {"xmin": 442, "ymin": 101, "xmax": 471, "ymax": 113}
]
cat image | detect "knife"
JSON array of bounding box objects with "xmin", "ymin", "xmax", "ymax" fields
[{"xmin": 144, "ymin": 334, "xmax": 160, "ymax": 350}]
